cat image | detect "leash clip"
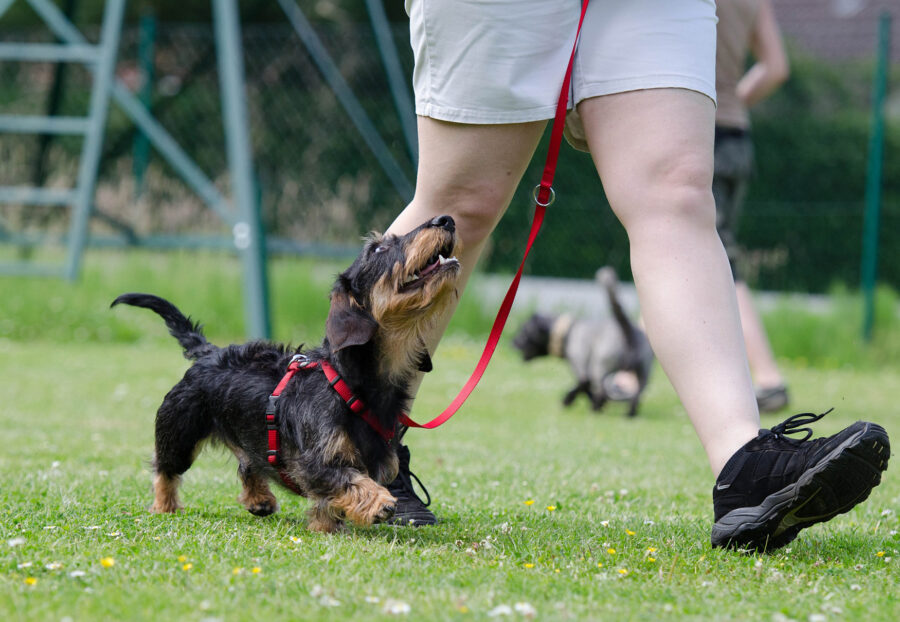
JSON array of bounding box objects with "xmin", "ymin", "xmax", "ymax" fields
[{"xmin": 532, "ymin": 184, "xmax": 556, "ymax": 207}]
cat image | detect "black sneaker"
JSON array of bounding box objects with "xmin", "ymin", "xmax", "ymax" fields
[
  {"xmin": 386, "ymin": 443, "xmax": 437, "ymax": 526},
  {"xmin": 711, "ymin": 410, "xmax": 889, "ymax": 551},
  {"xmin": 756, "ymin": 384, "xmax": 790, "ymax": 413}
]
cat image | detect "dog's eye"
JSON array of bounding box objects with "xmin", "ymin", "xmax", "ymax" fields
[{"xmin": 373, "ymin": 245, "xmax": 388, "ymax": 254}]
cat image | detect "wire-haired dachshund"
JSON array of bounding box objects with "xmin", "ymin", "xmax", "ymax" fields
[{"xmin": 112, "ymin": 215, "xmax": 460, "ymax": 533}]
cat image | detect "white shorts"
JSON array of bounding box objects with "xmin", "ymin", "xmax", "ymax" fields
[{"xmin": 406, "ymin": 0, "xmax": 717, "ymax": 150}]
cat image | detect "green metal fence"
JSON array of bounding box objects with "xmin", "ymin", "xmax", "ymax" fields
[{"xmin": 0, "ymin": 9, "xmax": 897, "ymax": 297}]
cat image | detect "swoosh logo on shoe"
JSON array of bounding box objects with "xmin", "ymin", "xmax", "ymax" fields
[{"xmin": 715, "ymin": 483, "xmax": 731, "ymax": 491}]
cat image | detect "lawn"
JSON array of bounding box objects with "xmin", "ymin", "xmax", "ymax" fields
[{"xmin": 1, "ymin": 250, "xmax": 898, "ymax": 620}]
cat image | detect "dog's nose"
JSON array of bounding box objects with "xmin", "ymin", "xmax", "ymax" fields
[{"xmin": 430, "ymin": 215, "xmax": 455, "ymax": 233}]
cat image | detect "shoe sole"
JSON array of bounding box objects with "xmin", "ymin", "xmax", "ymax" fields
[{"xmin": 711, "ymin": 421, "xmax": 890, "ymax": 552}]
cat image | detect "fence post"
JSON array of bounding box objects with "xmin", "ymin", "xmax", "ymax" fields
[
  {"xmin": 133, "ymin": 10, "xmax": 155, "ymax": 198},
  {"xmin": 861, "ymin": 11, "xmax": 891, "ymax": 341},
  {"xmin": 365, "ymin": 0, "xmax": 417, "ymax": 164},
  {"xmin": 213, "ymin": 0, "xmax": 271, "ymax": 340}
]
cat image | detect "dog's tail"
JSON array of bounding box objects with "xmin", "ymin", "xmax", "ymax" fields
[
  {"xmin": 111, "ymin": 293, "xmax": 216, "ymax": 360},
  {"xmin": 595, "ymin": 267, "xmax": 640, "ymax": 349}
]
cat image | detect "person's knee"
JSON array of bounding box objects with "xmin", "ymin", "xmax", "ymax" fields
[
  {"xmin": 614, "ymin": 154, "xmax": 715, "ymax": 233},
  {"xmin": 419, "ymin": 181, "xmax": 509, "ymax": 246}
]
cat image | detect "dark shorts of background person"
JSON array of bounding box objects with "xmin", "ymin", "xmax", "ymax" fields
[{"xmin": 712, "ymin": 126, "xmax": 754, "ymax": 280}]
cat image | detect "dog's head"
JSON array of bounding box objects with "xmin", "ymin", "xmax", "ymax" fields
[
  {"xmin": 326, "ymin": 215, "xmax": 460, "ymax": 378},
  {"xmin": 512, "ymin": 313, "xmax": 556, "ymax": 361}
]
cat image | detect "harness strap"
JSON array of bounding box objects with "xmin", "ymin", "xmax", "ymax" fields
[
  {"xmin": 266, "ymin": 357, "xmax": 395, "ymax": 494},
  {"xmin": 318, "ymin": 360, "xmax": 396, "ymax": 443},
  {"xmin": 399, "ymin": 0, "xmax": 591, "ymax": 431}
]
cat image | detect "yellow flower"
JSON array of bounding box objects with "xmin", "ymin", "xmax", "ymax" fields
[
  {"xmin": 597, "ymin": 562, "xmax": 603, "ymax": 568},
  {"xmin": 547, "ymin": 505, "xmax": 557, "ymax": 512},
  {"xmin": 290, "ymin": 536, "xmax": 301, "ymax": 543},
  {"xmin": 177, "ymin": 555, "xmax": 187, "ymax": 563},
  {"xmin": 524, "ymin": 563, "xmax": 535, "ymax": 569},
  {"xmin": 648, "ymin": 557, "xmax": 657, "ymax": 563},
  {"xmin": 458, "ymin": 606, "xmax": 470, "ymax": 614},
  {"xmin": 524, "ymin": 499, "xmax": 535, "ymax": 506},
  {"xmin": 607, "ymin": 548, "xmax": 616, "ymax": 555},
  {"xmin": 232, "ymin": 567, "xmax": 243, "ymax": 575},
  {"xmin": 876, "ymin": 551, "xmax": 885, "ymax": 557},
  {"xmin": 251, "ymin": 567, "xmax": 262, "ymax": 574},
  {"xmin": 182, "ymin": 563, "xmax": 193, "ymax": 571},
  {"xmin": 555, "ymin": 568, "xmax": 560, "ymax": 573},
  {"xmin": 625, "ymin": 529, "xmax": 635, "ymax": 536},
  {"xmin": 618, "ymin": 568, "xmax": 629, "ymax": 576},
  {"xmin": 100, "ymin": 557, "xmax": 115, "ymax": 568},
  {"xmin": 24, "ymin": 577, "xmax": 37, "ymax": 586},
  {"xmin": 646, "ymin": 547, "xmax": 657, "ymax": 553}
]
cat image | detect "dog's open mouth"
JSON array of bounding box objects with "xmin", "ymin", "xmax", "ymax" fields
[{"xmin": 400, "ymin": 242, "xmax": 459, "ymax": 292}]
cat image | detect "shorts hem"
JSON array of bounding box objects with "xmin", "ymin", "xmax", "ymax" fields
[
  {"xmin": 574, "ymin": 75, "xmax": 717, "ymax": 106},
  {"xmin": 415, "ymin": 101, "xmax": 568, "ymax": 125}
]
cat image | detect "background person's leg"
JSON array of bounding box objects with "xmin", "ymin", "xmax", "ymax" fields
[
  {"xmin": 735, "ymin": 280, "xmax": 786, "ymax": 393},
  {"xmin": 578, "ymin": 88, "xmax": 760, "ymax": 476}
]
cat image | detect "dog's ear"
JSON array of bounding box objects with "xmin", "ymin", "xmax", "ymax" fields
[{"xmin": 326, "ymin": 285, "xmax": 378, "ymax": 352}]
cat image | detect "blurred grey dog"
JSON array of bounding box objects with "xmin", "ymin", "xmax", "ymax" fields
[{"xmin": 512, "ymin": 267, "xmax": 654, "ymax": 417}]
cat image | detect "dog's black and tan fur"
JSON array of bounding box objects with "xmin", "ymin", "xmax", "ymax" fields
[{"xmin": 112, "ymin": 215, "xmax": 460, "ymax": 533}]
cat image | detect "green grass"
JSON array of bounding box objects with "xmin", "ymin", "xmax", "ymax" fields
[
  {"xmin": 1, "ymin": 249, "xmax": 899, "ymax": 620},
  {"xmin": 3, "ymin": 248, "xmax": 900, "ymax": 370},
  {"xmin": 0, "ymin": 249, "xmax": 499, "ymax": 346}
]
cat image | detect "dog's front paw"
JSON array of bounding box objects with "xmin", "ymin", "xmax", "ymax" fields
[
  {"xmin": 334, "ymin": 477, "xmax": 397, "ymax": 527},
  {"xmin": 374, "ymin": 501, "xmax": 396, "ymax": 524}
]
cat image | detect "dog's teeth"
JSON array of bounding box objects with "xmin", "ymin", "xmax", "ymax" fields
[
  {"xmin": 438, "ymin": 255, "xmax": 446, "ymax": 265},
  {"xmin": 404, "ymin": 274, "xmax": 420, "ymax": 285}
]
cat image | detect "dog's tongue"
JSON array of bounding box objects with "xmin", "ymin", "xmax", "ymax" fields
[{"xmin": 419, "ymin": 259, "xmax": 440, "ymax": 277}]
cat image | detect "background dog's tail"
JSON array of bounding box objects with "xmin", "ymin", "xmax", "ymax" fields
[
  {"xmin": 596, "ymin": 267, "xmax": 640, "ymax": 348},
  {"xmin": 111, "ymin": 293, "xmax": 216, "ymax": 360}
]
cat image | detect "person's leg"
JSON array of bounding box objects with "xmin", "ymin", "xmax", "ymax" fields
[
  {"xmin": 710, "ymin": 134, "xmax": 787, "ymax": 406},
  {"xmin": 734, "ymin": 280, "xmax": 784, "ymax": 390},
  {"xmin": 577, "ymin": 88, "xmax": 760, "ymax": 476},
  {"xmin": 384, "ymin": 116, "xmax": 546, "ymax": 524},
  {"xmin": 388, "ymin": 116, "xmax": 547, "ymax": 377},
  {"xmin": 579, "ymin": 88, "xmax": 890, "ymax": 551}
]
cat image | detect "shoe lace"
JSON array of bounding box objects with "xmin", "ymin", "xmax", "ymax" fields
[
  {"xmin": 770, "ymin": 409, "xmax": 833, "ymax": 441},
  {"xmin": 394, "ymin": 445, "xmax": 432, "ymax": 507}
]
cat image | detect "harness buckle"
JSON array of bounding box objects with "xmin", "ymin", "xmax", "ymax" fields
[
  {"xmin": 290, "ymin": 353, "xmax": 310, "ymax": 367},
  {"xmin": 265, "ymin": 395, "xmax": 279, "ymax": 416}
]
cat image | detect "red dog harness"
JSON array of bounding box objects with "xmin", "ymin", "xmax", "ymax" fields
[{"xmin": 266, "ymin": 354, "xmax": 397, "ymax": 494}]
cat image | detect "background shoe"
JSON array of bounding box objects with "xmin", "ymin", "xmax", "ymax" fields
[
  {"xmin": 711, "ymin": 411, "xmax": 889, "ymax": 551},
  {"xmin": 756, "ymin": 384, "xmax": 789, "ymax": 413},
  {"xmin": 386, "ymin": 444, "xmax": 437, "ymax": 526}
]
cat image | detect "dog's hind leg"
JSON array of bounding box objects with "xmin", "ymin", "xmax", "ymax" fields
[
  {"xmin": 563, "ymin": 380, "xmax": 590, "ymax": 407},
  {"xmin": 150, "ymin": 386, "xmax": 213, "ymax": 513},
  {"xmin": 590, "ymin": 390, "xmax": 609, "ymax": 412},
  {"xmin": 625, "ymin": 397, "xmax": 640, "ymax": 418},
  {"xmin": 232, "ymin": 447, "xmax": 279, "ymax": 516}
]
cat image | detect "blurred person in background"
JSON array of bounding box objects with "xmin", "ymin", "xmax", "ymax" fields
[{"xmin": 714, "ymin": 0, "xmax": 791, "ymax": 413}]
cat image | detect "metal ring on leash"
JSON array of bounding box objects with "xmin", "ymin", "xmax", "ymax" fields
[{"xmin": 532, "ymin": 184, "xmax": 556, "ymax": 207}]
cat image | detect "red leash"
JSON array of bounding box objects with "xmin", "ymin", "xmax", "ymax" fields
[{"xmin": 399, "ymin": 0, "xmax": 590, "ymax": 431}]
